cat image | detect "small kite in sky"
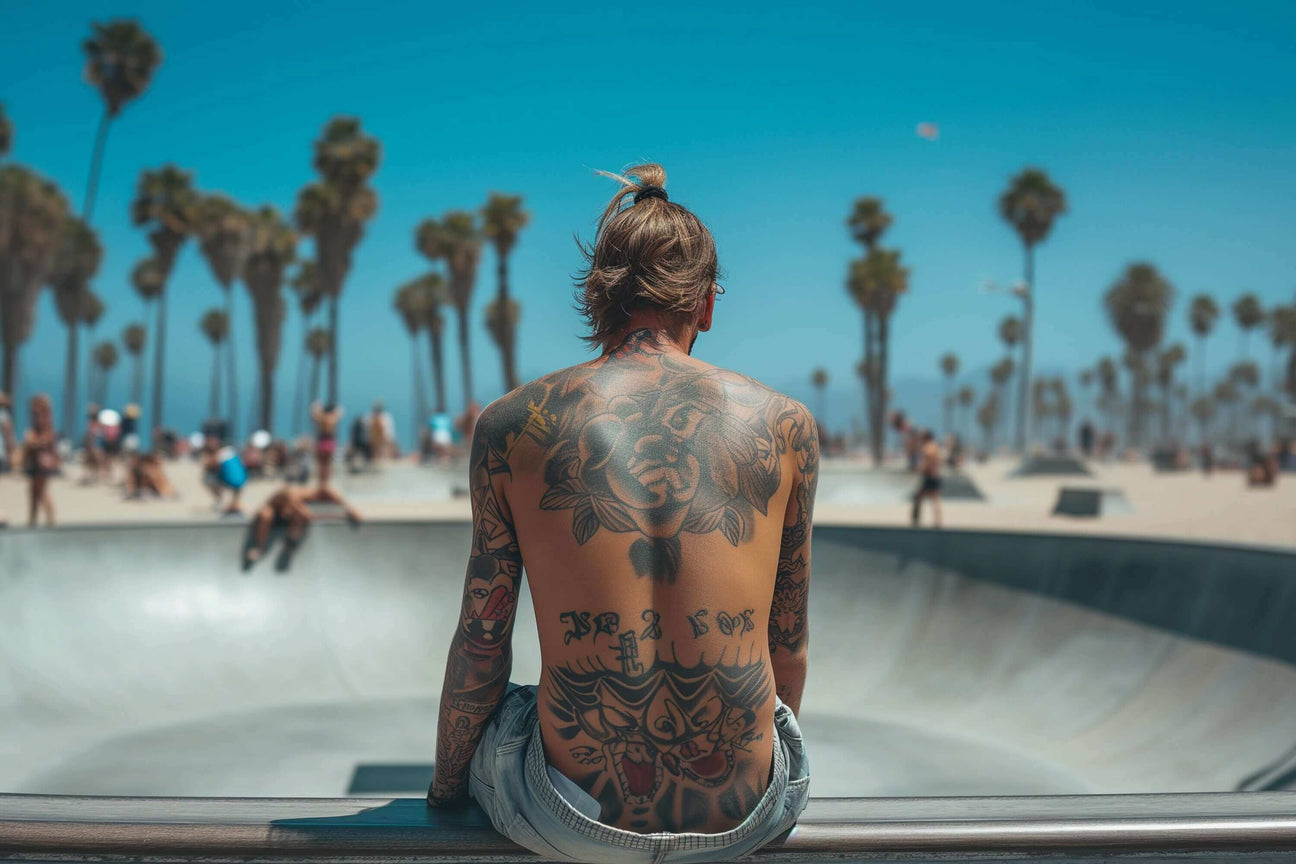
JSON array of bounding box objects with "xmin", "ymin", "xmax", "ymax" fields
[{"xmin": 916, "ymin": 122, "xmax": 940, "ymax": 141}]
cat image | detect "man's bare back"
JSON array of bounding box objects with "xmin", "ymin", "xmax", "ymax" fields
[{"xmin": 433, "ymin": 328, "xmax": 818, "ymax": 833}]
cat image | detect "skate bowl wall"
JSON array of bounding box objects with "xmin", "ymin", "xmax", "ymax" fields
[{"xmin": 2, "ymin": 521, "xmax": 1295, "ymax": 799}]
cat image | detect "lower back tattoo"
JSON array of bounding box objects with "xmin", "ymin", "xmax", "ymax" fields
[{"xmin": 546, "ymin": 610, "xmax": 772, "ymax": 831}]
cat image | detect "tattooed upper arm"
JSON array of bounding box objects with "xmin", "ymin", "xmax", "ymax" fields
[{"xmin": 770, "ymin": 399, "xmax": 818, "ymax": 657}]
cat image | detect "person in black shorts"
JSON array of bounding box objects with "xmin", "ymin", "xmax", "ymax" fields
[{"xmin": 911, "ymin": 428, "xmax": 943, "ymax": 528}]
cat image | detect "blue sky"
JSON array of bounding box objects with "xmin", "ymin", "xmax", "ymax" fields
[{"xmin": 3, "ymin": 0, "xmax": 1295, "ymax": 440}]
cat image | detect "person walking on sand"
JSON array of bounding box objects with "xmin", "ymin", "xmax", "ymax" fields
[
  {"xmin": 23, "ymin": 394, "xmax": 60, "ymax": 527},
  {"xmin": 310, "ymin": 401, "xmax": 344, "ymax": 487},
  {"xmin": 427, "ymin": 164, "xmax": 815, "ymax": 862},
  {"xmin": 911, "ymin": 428, "xmax": 943, "ymax": 528}
]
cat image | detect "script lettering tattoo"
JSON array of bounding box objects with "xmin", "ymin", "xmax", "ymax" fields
[
  {"xmin": 640, "ymin": 609, "xmax": 662, "ymax": 640},
  {"xmin": 687, "ymin": 609, "xmax": 710, "ymax": 638},
  {"xmin": 769, "ymin": 405, "xmax": 818, "ymax": 656},
  {"xmin": 546, "ymin": 648, "xmax": 771, "ymax": 832},
  {"xmin": 561, "ymin": 610, "xmax": 593, "ymax": 644},
  {"xmin": 716, "ymin": 609, "xmax": 756, "ymax": 636},
  {"xmin": 483, "ymin": 331, "xmax": 789, "ymax": 584},
  {"xmin": 594, "ymin": 612, "xmax": 621, "ymax": 639},
  {"xmin": 431, "ymin": 413, "xmax": 522, "ymax": 804},
  {"xmin": 615, "ymin": 631, "xmax": 645, "ymax": 674}
]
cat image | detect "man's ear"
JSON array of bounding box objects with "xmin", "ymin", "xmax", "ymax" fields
[{"xmin": 698, "ymin": 287, "xmax": 717, "ymax": 332}]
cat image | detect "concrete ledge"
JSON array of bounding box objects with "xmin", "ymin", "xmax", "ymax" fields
[{"xmin": 5, "ymin": 794, "xmax": 1296, "ymax": 862}]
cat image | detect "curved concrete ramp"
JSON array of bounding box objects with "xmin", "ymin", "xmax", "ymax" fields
[{"xmin": 2, "ymin": 522, "xmax": 1294, "ymax": 798}]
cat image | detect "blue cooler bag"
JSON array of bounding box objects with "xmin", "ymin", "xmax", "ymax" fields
[{"xmin": 217, "ymin": 447, "xmax": 247, "ymax": 490}]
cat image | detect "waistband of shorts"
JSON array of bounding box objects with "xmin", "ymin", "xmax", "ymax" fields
[{"xmin": 524, "ymin": 703, "xmax": 789, "ymax": 852}]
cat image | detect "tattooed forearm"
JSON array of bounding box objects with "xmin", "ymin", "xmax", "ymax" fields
[
  {"xmin": 769, "ymin": 403, "xmax": 817, "ymax": 715},
  {"xmin": 430, "ymin": 416, "xmax": 522, "ymax": 805}
]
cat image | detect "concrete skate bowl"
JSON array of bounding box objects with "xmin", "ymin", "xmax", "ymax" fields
[
  {"xmin": 815, "ymin": 464, "xmax": 985, "ymax": 504},
  {"xmin": 3, "ymin": 521, "xmax": 1296, "ymax": 806}
]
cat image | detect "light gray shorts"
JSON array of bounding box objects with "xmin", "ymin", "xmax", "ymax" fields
[{"xmin": 469, "ymin": 684, "xmax": 810, "ymax": 864}]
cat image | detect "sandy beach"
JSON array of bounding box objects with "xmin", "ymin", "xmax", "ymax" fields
[{"xmin": 2, "ymin": 455, "xmax": 1292, "ymax": 550}]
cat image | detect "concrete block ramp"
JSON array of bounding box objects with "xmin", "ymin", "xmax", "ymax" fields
[{"xmin": 1, "ymin": 522, "xmax": 1294, "ymax": 799}]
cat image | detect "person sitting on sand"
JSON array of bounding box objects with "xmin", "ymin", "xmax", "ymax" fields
[
  {"xmin": 124, "ymin": 451, "xmax": 177, "ymax": 499},
  {"xmin": 310, "ymin": 401, "xmax": 344, "ymax": 486},
  {"xmin": 245, "ymin": 482, "xmax": 362, "ymax": 563},
  {"xmin": 22, "ymin": 394, "xmax": 59, "ymax": 527},
  {"xmin": 427, "ymin": 164, "xmax": 815, "ymax": 861}
]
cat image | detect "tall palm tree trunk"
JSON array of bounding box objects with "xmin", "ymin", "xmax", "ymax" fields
[
  {"xmin": 291, "ymin": 315, "xmax": 307, "ymax": 435},
  {"xmin": 410, "ymin": 334, "xmax": 426, "ymax": 449},
  {"xmin": 259, "ymin": 364, "xmax": 274, "ymax": 435},
  {"xmin": 100, "ymin": 368, "xmax": 112, "ymax": 407},
  {"xmin": 327, "ymin": 296, "xmax": 340, "ymax": 405},
  {"xmin": 225, "ymin": 290, "xmax": 239, "ymax": 437},
  {"xmin": 309, "ymin": 356, "xmax": 322, "ymax": 405},
  {"xmin": 1197, "ymin": 335, "xmax": 1206, "ymax": 396},
  {"xmin": 82, "ymin": 109, "xmax": 111, "ymax": 222},
  {"xmin": 429, "ymin": 327, "xmax": 447, "ymax": 414},
  {"xmin": 873, "ymin": 315, "xmax": 891, "ymax": 467},
  {"xmin": 131, "ymin": 353, "xmax": 144, "ymax": 405},
  {"xmin": 498, "ymin": 254, "xmax": 518, "ymax": 391},
  {"xmin": 62, "ymin": 324, "xmax": 78, "ymax": 439},
  {"xmin": 1017, "ymin": 244, "xmax": 1035, "ymax": 454},
  {"xmin": 151, "ymin": 289, "xmax": 168, "ymax": 439},
  {"xmin": 457, "ymin": 305, "xmax": 472, "ymax": 411},
  {"xmin": 1, "ymin": 342, "xmax": 16, "ymax": 403},
  {"xmin": 942, "ymin": 379, "xmax": 951, "ymax": 437},
  {"xmin": 209, "ymin": 344, "xmax": 221, "ymax": 420}
]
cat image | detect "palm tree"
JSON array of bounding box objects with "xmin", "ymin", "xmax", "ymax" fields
[
  {"xmin": 0, "ymin": 102, "xmax": 12, "ymax": 157},
  {"xmin": 1096, "ymin": 355, "xmax": 1120, "ymax": 438},
  {"xmin": 394, "ymin": 278, "xmax": 433, "ymax": 443},
  {"xmin": 998, "ymin": 168, "xmax": 1068, "ymax": 453},
  {"xmin": 976, "ymin": 391, "xmax": 1000, "ymax": 454},
  {"xmin": 305, "ymin": 326, "xmax": 332, "ymax": 405},
  {"xmin": 243, "ymin": 205, "xmax": 296, "ymax": 434},
  {"xmin": 845, "ymin": 196, "xmax": 892, "ymax": 463},
  {"xmin": 989, "ymin": 357, "xmax": 1015, "ymax": 451},
  {"xmin": 0, "ymin": 165, "xmax": 71, "ymax": 394},
  {"xmin": 90, "ymin": 341, "xmax": 118, "ymax": 405},
  {"xmin": 1232, "ymin": 293, "xmax": 1265, "ymax": 361},
  {"xmin": 199, "ymin": 309, "xmax": 228, "ymax": 420},
  {"xmin": 1188, "ymin": 294, "xmax": 1220, "ymax": 395},
  {"xmin": 956, "ymin": 385, "xmax": 974, "ymax": 440},
  {"xmin": 481, "ymin": 192, "xmax": 529, "ymax": 391},
  {"xmin": 129, "ymin": 255, "xmax": 163, "ymax": 409},
  {"xmin": 289, "ymin": 260, "xmax": 324, "ymax": 433},
  {"xmin": 80, "ymin": 20, "xmax": 162, "ymax": 221},
  {"xmin": 810, "ymin": 367, "xmax": 829, "ymax": 431},
  {"xmin": 1229, "ymin": 360, "xmax": 1261, "ymax": 441},
  {"xmin": 848, "ymin": 247, "xmax": 909, "ymax": 465},
  {"xmin": 1250, "ymin": 395, "xmax": 1280, "ymax": 443},
  {"xmin": 131, "ymin": 165, "xmax": 198, "ymax": 434},
  {"xmin": 1154, "ymin": 343, "xmax": 1186, "ymax": 445},
  {"xmin": 997, "ymin": 315, "xmax": 1021, "ymax": 427},
  {"xmin": 1213, "ymin": 379, "xmax": 1239, "ymax": 445},
  {"xmin": 418, "ymin": 212, "xmax": 482, "ymax": 410},
  {"xmin": 293, "ymin": 117, "xmax": 381, "ymax": 406},
  {"xmin": 1104, "ymin": 263, "xmax": 1174, "ymax": 450},
  {"xmin": 938, "ymin": 353, "xmax": 958, "ymax": 435},
  {"xmin": 421, "ymin": 272, "xmax": 449, "ymax": 414},
  {"xmin": 1189, "ymin": 396, "xmax": 1214, "ymax": 444},
  {"xmin": 79, "ymin": 290, "xmax": 105, "ymax": 408},
  {"xmin": 122, "ymin": 322, "xmax": 146, "ymax": 405},
  {"xmin": 49, "ymin": 215, "xmax": 102, "ymax": 437},
  {"xmin": 1266, "ymin": 304, "xmax": 1296, "ymax": 395},
  {"xmin": 194, "ymin": 194, "xmax": 250, "ymax": 434}
]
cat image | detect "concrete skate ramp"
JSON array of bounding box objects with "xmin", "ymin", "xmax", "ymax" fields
[
  {"xmin": 2, "ymin": 522, "xmax": 1296, "ymax": 800},
  {"xmin": 815, "ymin": 465, "xmax": 985, "ymax": 504}
]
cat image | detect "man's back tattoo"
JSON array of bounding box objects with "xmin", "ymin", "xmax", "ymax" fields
[{"xmin": 479, "ymin": 329, "xmax": 808, "ymax": 583}]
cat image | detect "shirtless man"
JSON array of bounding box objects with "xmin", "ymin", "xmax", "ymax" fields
[
  {"xmin": 245, "ymin": 482, "xmax": 361, "ymax": 563},
  {"xmin": 428, "ymin": 165, "xmax": 817, "ymax": 862},
  {"xmin": 911, "ymin": 429, "xmax": 943, "ymax": 528},
  {"xmin": 309, "ymin": 401, "xmax": 343, "ymax": 487}
]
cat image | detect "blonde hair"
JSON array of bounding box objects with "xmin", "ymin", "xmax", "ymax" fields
[{"xmin": 575, "ymin": 163, "xmax": 720, "ymax": 348}]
